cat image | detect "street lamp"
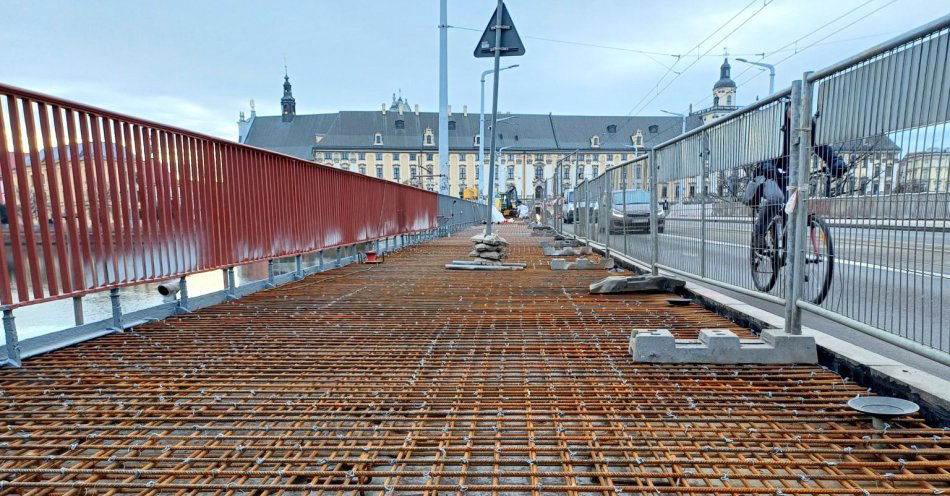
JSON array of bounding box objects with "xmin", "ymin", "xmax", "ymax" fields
[
  {"xmin": 736, "ymin": 58, "xmax": 776, "ymax": 95},
  {"xmin": 660, "ymin": 109, "xmax": 686, "ymax": 134},
  {"xmin": 482, "ymin": 115, "xmax": 517, "ymax": 201},
  {"xmin": 480, "ymin": 64, "xmax": 519, "ymax": 201}
]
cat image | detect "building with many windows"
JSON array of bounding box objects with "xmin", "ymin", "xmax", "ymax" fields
[{"xmin": 238, "ymin": 75, "xmax": 681, "ymax": 198}]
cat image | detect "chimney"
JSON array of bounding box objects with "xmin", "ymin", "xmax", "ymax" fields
[
  {"xmin": 414, "ymin": 104, "xmax": 419, "ymax": 115},
  {"xmin": 463, "ymin": 105, "xmax": 468, "ymax": 116},
  {"xmin": 381, "ymin": 103, "xmax": 386, "ymax": 115},
  {"xmin": 447, "ymin": 105, "xmax": 452, "ymax": 117}
]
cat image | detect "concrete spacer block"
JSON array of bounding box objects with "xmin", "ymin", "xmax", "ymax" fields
[
  {"xmin": 760, "ymin": 328, "xmax": 818, "ymax": 364},
  {"xmin": 550, "ymin": 258, "xmax": 569, "ymax": 270},
  {"xmin": 629, "ymin": 329, "xmax": 675, "ymax": 360}
]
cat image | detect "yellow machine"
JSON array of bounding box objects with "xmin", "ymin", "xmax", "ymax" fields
[{"xmin": 462, "ymin": 186, "xmax": 479, "ymax": 201}]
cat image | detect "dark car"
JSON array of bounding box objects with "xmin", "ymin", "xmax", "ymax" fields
[{"xmin": 608, "ymin": 189, "xmax": 666, "ymax": 234}]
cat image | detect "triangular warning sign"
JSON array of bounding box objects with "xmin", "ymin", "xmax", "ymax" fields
[{"xmin": 473, "ymin": 2, "xmax": 525, "ymax": 58}]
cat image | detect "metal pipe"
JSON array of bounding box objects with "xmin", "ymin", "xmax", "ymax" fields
[
  {"xmin": 225, "ymin": 267, "xmax": 237, "ymax": 300},
  {"xmin": 649, "ymin": 155, "xmax": 659, "ymax": 275},
  {"xmin": 736, "ymin": 58, "xmax": 776, "ymax": 95},
  {"xmin": 483, "ymin": 0, "xmax": 504, "ymax": 236},
  {"xmin": 178, "ymin": 276, "xmax": 189, "ymax": 313}
]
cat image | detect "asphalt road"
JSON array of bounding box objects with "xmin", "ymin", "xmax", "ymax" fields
[{"xmin": 561, "ymin": 219, "xmax": 950, "ymax": 377}]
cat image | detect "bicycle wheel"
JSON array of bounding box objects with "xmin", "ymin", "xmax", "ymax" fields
[
  {"xmin": 801, "ymin": 215, "xmax": 834, "ymax": 304},
  {"xmin": 750, "ymin": 213, "xmax": 782, "ymax": 293}
]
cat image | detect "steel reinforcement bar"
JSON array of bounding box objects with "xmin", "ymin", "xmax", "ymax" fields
[{"xmin": 0, "ymin": 225, "xmax": 946, "ymax": 495}]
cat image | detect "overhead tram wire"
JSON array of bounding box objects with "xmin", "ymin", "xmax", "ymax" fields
[
  {"xmin": 607, "ymin": 0, "xmax": 771, "ymax": 151},
  {"xmin": 688, "ymin": 0, "xmax": 894, "ymax": 109}
]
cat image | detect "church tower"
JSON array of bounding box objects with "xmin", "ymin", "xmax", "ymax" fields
[
  {"xmin": 281, "ymin": 67, "xmax": 296, "ymax": 123},
  {"xmin": 712, "ymin": 57, "xmax": 736, "ymax": 108}
]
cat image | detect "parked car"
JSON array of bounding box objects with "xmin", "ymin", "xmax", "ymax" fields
[{"xmin": 608, "ymin": 189, "xmax": 666, "ymax": 234}]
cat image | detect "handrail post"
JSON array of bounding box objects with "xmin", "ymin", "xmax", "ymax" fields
[
  {"xmin": 225, "ymin": 267, "xmax": 238, "ymax": 300},
  {"xmin": 177, "ymin": 276, "xmax": 190, "ymax": 313},
  {"xmin": 109, "ymin": 288, "xmax": 122, "ymax": 331},
  {"xmin": 2, "ymin": 308, "xmax": 20, "ymax": 367},
  {"xmin": 72, "ymin": 296, "xmax": 84, "ymax": 326},
  {"xmin": 649, "ymin": 153, "xmax": 659, "ymax": 276},
  {"xmin": 265, "ymin": 260, "xmax": 276, "ymax": 289}
]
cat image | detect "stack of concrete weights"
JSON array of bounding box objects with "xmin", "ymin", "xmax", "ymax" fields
[{"xmin": 469, "ymin": 233, "xmax": 509, "ymax": 265}]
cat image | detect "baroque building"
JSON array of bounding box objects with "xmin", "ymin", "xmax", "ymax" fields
[{"xmin": 239, "ymin": 74, "xmax": 681, "ymax": 199}]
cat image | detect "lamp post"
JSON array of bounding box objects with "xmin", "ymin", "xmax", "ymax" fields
[
  {"xmin": 480, "ymin": 65, "xmax": 518, "ymax": 201},
  {"xmin": 736, "ymin": 58, "xmax": 776, "ymax": 95},
  {"xmin": 660, "ymin": 109, "xmax": 686, "ymax": 134}
]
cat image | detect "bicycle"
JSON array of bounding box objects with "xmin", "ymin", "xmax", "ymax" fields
[{"xmin": 749, "ymin": 168, "xmax": 836, "ymax": 305}]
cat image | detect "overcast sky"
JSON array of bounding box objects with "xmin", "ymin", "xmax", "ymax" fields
[{"xmin": 2, "ymin": 0, "xmax": 947, "ymax": 140}]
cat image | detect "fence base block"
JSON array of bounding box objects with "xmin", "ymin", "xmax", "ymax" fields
[
  {"xmin": 550, "ymin": 258, "xmax": 606, "ymax": 270},
  {"xmin": 590, "ymin": 275, "xmax": 685, "ymax": 294},
  {"xmin": 630, "ymin": 328, "xmax": 818, "ymax": 364}
]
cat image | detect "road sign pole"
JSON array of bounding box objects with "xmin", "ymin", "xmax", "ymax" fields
[{"xmin": 484, "ymin": 0, "xmax": 503, "ymax": 236}]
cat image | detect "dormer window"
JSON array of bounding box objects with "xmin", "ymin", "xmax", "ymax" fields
[
  {"xmin": 474, "ymin": 134, "xmax": 480, "ymax": 145},
  {"xmin": 606, "ymin": 124, "xmax": 617, "ymax": 134},
  {"xmin": 374, "ymin": 133, "xmax": 383, "ymax": 145},
  {"xmin": 631, "ymin": 130, "xmax": 644, "ymax": 147},
  {"xmin": 395, "ymin": 119, "xmax": 405, "ymax": 129},
  {"xmin": 448, "ymin": 120, "xmax": 456, "ymax": 130},
  {"xmin": 424, "ymin": 128, "xmax": 434, "ymax": 146},
  {"xmin": 648, "ymin": 125, "xmax": 659, "ymax": 134},
  {"xmin": 591, "ymin": 135, "xmax": 601, "ymax": 148}
]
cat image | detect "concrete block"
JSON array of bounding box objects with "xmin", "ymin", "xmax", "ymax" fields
[
  {"xmin": 629, "ymin": 329, "xmax": 675, "ymax": 360},
  {"xmin": 630, "ymin": 327, "xmax": 817, "ymax": 364},
  {"xmin": 550, "ymin": 258, "xmax": 569, "ymax": 270},
  {"xmin": 589, "ymin": 275, "xmax": 686, "ymax": 294}
]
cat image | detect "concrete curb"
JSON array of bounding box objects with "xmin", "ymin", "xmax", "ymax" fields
[{"xmin": 579, "ymin": 236, "xmax": 950, "ymax": 426}]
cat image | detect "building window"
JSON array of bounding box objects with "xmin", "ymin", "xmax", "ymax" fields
[
  {"xmin": 393, "ymin": 166, "xmax": 401, "ymax": 181},
  {"xmin": 392, "ymin": 153, "xmax": 400, "ymax": 161},
  {"xmin": 621, "ymin": 153, "xmax": 628, "ymax": 161},
  {"xmin": 475, "ymin": 167, "xmax": 480, "ymax": 180},
  {"xmin": 323, "ymin": 152, "xmax": 332, "ymax": 160},
  {"xmin": 577, "ymin": 153, "xmax": 585, "ymax": 162},
  {"xmin": 358, "ymin": 152, "xmax": 366, "ymax": 160},
  {"xmin": 341, "ymin": 152, "xmax": 349, "ymax": 160},
  {"xmin": 726, "ymin": 95, "xmax": 732, "ymax": 106},
  {"xmin": 395, "ymin": 119, "xmax": 405, "ymax": 129},
  {"xmin": 507, "ymin": 154, "xmax": 513, "ymax": 161},
  {"xmin": 591, "ymin": 135, "xmax": 600, "ymax": 147},
  {"xmin": 409, "ymin": 153, "xmax": 417, "ymax": 161},
  {"xmin": 577, "ymin": 167, "xmax": 585, "ymax": 179},
  {"xmin": 562, "ymin": 167, "xmax": 570, "ymax": 179},
  {"xmin": 507, "ymin": 165, "xmax": 515, "ymax": 180},
  {"xmin": 411, "ymin": 166, "xmax": 418, "ymax": 179},
  {"xmin": 359, "ymin": 164, "xmax": 366, "ymax": 174},
  {"xmin": 376, "ymin": 166, "xmax": 384, "ymax": 178},
  {"xmin": 448, "ymin": 120, "xmax": 456, "ymax": 130},
  {"xmin": 535, "ymin": 165, "xmax": 544, "ymax": 179},
  {"xmin": 648, "ymin": 125, "xmax": 659, "ymax": 134},
  {"xmin": 635, "ymin": 167, "xmax": 642, "ymax": 180},
  {"xmin": 607, "ymin": 124, "xmax": 617, "ymax": 133},
  {"xmin": 425, "ymin": 134, "xmax": 433, "ymax": 145},
  {"xmin": 426, "ymin": 153, "xmax": 433, "ymax": 161},
  {"xmin": 474, "ymin": 134, "xmax": 480, "ymax": 145},
  {"xmin": 592, "ymin": 165, "xmax": 599, "ymax": 176},
  {"xmin": 535, "ymin": 153, "xmax": 543, "ymax": 161},
  {"xmin": 375, "ymin": 153, "xmax": 383, "ymax": 161},
  {"xmin": 374, "ymin": 133, "xmax": 383, "ymax": 145},
  {"xmin": 459, "ymin": 166, "xmax": 467, "ymax": 181}
]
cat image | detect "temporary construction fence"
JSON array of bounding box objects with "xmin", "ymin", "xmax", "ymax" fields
[{"xmin": 545, "ymin": 14, "xmax": 950, "ymax": 366}]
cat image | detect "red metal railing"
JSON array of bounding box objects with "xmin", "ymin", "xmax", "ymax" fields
[{"xmin": 0, "ymin": 83, "xmax": 437, "ymax": 309}]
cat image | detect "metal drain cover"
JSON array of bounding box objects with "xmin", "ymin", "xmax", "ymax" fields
[{"xmin": 847, "ymin": 396, "xmax": 919, "ymax": 418}]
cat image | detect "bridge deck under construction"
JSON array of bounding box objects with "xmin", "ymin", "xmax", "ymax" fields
[{"xmin": 0, "ymin": 224, "xmax": 946, "ymax": 495}]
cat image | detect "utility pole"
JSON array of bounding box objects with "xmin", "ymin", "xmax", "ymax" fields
[{"xmin": 438, "ymin": 0, "xmax": 449, "ymax": 195}]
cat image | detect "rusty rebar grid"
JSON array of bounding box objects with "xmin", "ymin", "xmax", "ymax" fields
[{"xmin": 0, "ymin": 225, "xmax": 947, "ymax": 495}]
